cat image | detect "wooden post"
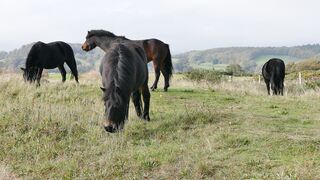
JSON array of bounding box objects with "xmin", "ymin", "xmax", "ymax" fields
[
  {"xmin": 258, "ymin": 75, "xmax": 261, "ymax": 84},
  {"xmin": 298, "ymin": 72, "xmax": 302, "ymax": 85}
]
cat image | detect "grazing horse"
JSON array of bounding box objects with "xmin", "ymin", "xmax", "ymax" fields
[
  {"xmin": 82, "ymin": 30, "xmax": 173, "ymax": 91},
  {"xmin": 82, "ymin": 31, "xmax": 150, "ymax": 133},
  {"xmin": 21, "ymin": 41, "xmax": 79, "ymax": 86},
  {"xmin": 262, "ymin": 58, "xmax": 285, "ymax": 95}
]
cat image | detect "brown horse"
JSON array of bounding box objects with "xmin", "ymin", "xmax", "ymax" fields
[{"xmin": 81, "ymin": 30, "xmax": 173, "ymax": 91}]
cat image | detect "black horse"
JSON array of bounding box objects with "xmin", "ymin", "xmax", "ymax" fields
[
  {"xmin": 82, "ymin": 31, "xmax": 150, "ymax": 133},
  {"xmin": 81, "ymin": 30, "xmax": 173, "ymax": 91},
  {"xmin": 21, "ymin": 41, "xmax": 79, "ymax": 86},
  {"xmin": 262, "ymin": 58, "xmax": 285, "ymax": 95}
]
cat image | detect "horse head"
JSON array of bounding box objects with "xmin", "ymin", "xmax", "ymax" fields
[
  {"xmin": 100, "ymin": 86, "xmax": 128, "ymax": 133},
  {"xmin": 21, "ymin": 67, "xmax": 38, "ymax": 82},
  {"xmin": 81, "ymin": 31, "xmax": 97, "ymax": 51}
]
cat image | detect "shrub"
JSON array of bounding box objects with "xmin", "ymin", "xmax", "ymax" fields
[{"xmin": 184, "ymin": 69, "xmax": 222, "ymax": 84}]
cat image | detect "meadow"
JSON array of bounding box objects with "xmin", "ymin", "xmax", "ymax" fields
[{"xmin": 1, "ymin": 72, "xmax": 320, "ymax": 179}]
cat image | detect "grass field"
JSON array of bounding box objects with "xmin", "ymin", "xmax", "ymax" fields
[
  {"xmin": 190, "ymin": 63, "xmax": 229, "ymax": 71},
  {"xmin": 1, "ymin": 73, "xmax": 320, "ymax": 179}
]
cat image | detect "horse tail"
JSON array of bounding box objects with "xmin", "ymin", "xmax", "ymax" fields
[{"xmin": 164, "ymin": 44, "xmax": 173, "ymax": 80}]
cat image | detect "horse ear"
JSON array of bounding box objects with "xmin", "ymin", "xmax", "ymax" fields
[
  {"xmin": 20, "ymin": 67, "xmax": 26, "ymax": 71},
  {"xmin": 100, "ymin": 87, "xmax": 106, "ymax": 92}
]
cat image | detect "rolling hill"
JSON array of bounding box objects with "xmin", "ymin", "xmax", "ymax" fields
[
  {"xmin": 1, "ymin": 43, "xmax": 320, "ymax": 73},
  {"xmin": 173, "ymin": 45, "xmax": 320, "ymax": 72}
]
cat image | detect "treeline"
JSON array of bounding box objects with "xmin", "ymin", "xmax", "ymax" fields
[
  {"xmin": 173, "ymin": 44, "xmax": 320, "ymax": 72},
  {"xmin": 2, "ymin": 43, "xmax": 320, "ymax": 73}
]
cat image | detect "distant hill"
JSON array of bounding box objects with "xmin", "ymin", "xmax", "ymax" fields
[
  {"xmin": 173, "ymin": 45, "xmax": 320, "ymax": 72},
  {"xmin": 1, "ymin": 43, "xmax": 320, "ymax": 73}
]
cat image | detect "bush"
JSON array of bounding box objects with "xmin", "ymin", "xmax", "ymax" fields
[
  {"xmin": 305, "ymin": 81, "xmax": 320, "ymax": 90},
  {"xmin": 286, "ymin": 59, "xmax": 320, "ymax": 73},
  {"xmin": 184, "ymin": 69, "xmax": 222, "ymax": 84},
  {"xmin": 286, "ymin": 70, "xmax": 320, "ymax": 80},
  {"xmin": 225, "ymin": 64, "xmax": 244, "ymax": 76}
]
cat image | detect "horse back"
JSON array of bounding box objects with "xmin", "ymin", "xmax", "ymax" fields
[
  {"xmin": 140, "ymin": 39, "xmax": 168, "ymax": 62},
  {"xmin": 262, "ymin": 58, "xmax": 285, "ymax": 81},
  {"xmin": 116, "ymin": 43, "xmax": 148, "ymax": 89},
  {"xmin": 27, "ymin": 41, "xmax": 70, "ymax": 69},
  {"xmin": 101, "ymin": 43, "xmax": 148, "ymax": 94}
]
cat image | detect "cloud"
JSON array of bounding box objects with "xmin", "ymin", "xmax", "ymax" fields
[{"xmin": 1, "ymin": 0, "xmax": 320, "ymax": 53}]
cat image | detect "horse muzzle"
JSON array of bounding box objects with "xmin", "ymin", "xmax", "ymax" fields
[
  {"xmin": 81, "ymin": 43, "xmax": 90, "ymax": 51},
  {"xmin": 103, "ymin": 120, "xmax": 117, "ymax": 133}
]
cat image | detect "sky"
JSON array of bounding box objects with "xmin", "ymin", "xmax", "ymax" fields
[{"xmin": 1, "ymin": 0, "xmax": 320, "ymax": 53}]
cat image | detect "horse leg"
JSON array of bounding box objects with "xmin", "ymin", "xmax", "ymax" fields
[
  {"xmin": 36, "ymin": 68, "xmax": 43, "ymax": 87},
  {"xmin": 125, "ymin": 98, "xmax": 130, "ymax": 121},
  {"xmin": 65, "ymin": 59, "xmax": 79, "ymax": 83},
  {"xmin": 264, "ymin": 79, "xmax": 270, "ymax": 95},
  {"xmin": 141, "ymin": 84, "xmax": 151, "ymax": 121},
  {"xmin": 270, "ymin": 82, "xmax": 276, "ymax": 95},
  {"xmin": 150, "ymin": 65, "xmax": 160, "ymax": 91},
  {"xmin": 58, "ymin": 65, "xmax": 67, "ymax": 82},
  {"xmin": 280, "ymin": 81, "xmax": 284, "ymax": 96},
  {"xmin": 131, "ymin": 90, "xmax": 142, "ymax": 117},
  {"xmin": 275, "ymin": 88, "xmax": 278, "ymax": 95},
  {"xmin": 161, "ymin": 69, "xmax": 170, "ymax": 92}
]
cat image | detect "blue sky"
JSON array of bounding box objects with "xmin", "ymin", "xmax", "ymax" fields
[{"xmin": 1, "ymin": 0, "xmax": 320, "ymax": 53}]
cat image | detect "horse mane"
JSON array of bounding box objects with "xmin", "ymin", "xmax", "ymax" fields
[
  {"xmin": 88, "ymin": 30, "xmax": 129, "ymax": 40},
  {"xmin": 25, "ymin": 43, "xmax": 40, "ymax": 68},
  {"xmin": 102, "ymin": 44, "xmax": 134, "ymax": 106}
]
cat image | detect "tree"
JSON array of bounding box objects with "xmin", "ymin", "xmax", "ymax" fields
[
  {"xmin": 242, "ymin": 61, "xmax": 257, "ymax": 72},
  {"xmin": 225, "ymin": 64, "xmax": 244, "ymax": 76}
]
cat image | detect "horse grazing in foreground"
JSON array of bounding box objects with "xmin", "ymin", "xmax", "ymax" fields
[
  {"xmin": 262, "ymin": 58, "xmax": 285, "ymax": 95},
  {"xmin": 82, "ymin": 31, "xmax": 150, "ymax": 133},
  {"xmin": 21, "ymin": 41, "xmax": 79, "ymax": 86},
  {"xmin": 81, "ymin": 30, "xmax": 173, "ymax": 91}
]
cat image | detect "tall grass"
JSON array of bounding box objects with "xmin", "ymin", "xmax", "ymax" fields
[{"xmin": 1, "ymin": 73, "xmax": 320, "ymax": 179}]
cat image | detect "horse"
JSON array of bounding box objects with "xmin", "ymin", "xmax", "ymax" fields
[
  {"xmin": 81, "ymin": 30, "xmax": 173, "ymax": 91},
  {"xmin": 82, "ymin": 31, "xmax": 150, "ymax": 133},
  {"xmin": 20, "ymin": 41, "xmax": 79, "ymax": 86},
  {"xmin": 262, "ymin": 58, "xmax": 285, "ymax": 95}
]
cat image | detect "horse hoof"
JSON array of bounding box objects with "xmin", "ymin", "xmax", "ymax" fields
[
  {"xmin": 164, "ymin": 88, "xmax": 168, "ymax": 92},
  {"xmin": 137, "ymin": 113, "xmax": 142, "ymax": 117},
  {"xmin": 142, "ymin": 114, "xmax": 150, "ymax": 121},
  {"xmin": 104, "ymin": 126, "xmax": 116, "ymax": 133}
]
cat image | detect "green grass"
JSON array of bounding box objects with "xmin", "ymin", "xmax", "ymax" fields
[
  {"xmin": 191, "ymin": 63, "xmax": 228, "ymax": 70},
  {"xmin": 253, "ymin": 55, "xmax": 301, "ymax": 65},
  {"xmin": 1, "ymin": 74, "xmax": 320, "ymax": 179}
]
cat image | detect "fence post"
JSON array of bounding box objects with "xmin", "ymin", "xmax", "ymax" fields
[
  {"xmin": 228, "ymin": 76, "xmax": 232, "ymax": 82},
  {"xmin": 298, "ymin": 72, "xmax": 302, "ymax": 85},
  {"xmin": 258, "ymin": 75, "xmax": 261, "ymax": 84}
]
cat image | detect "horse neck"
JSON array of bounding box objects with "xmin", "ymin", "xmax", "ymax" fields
[
  {"xmin": 96, "ymin": 37, "xmax": 128, "ymax": 52},
  {"xmin": 26, "ymin": 50, "xmax": 36, "ymax": 68}
]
